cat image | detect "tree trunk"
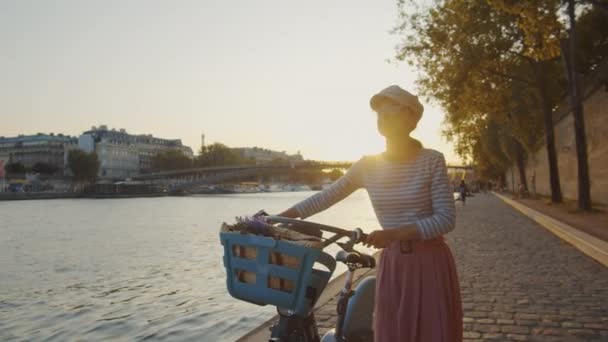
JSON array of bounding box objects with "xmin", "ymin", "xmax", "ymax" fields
[
  {"xmin": 566, "ymin": 0, "xmax": 592, "ymax": 210},
  {"xmin": 510, "ymin": 166, "xmax": 515, "ymax": 193},
  {"xmin": 515, "ymin": 142, "xmax": 528, "ymax": 192},
  {"xmin": 529, "ymin": 154, "xmax": 537, "ymax": 198},
  {"xmin": 533, "ymin": 60, "xmax": 563, "ymax": 203}
]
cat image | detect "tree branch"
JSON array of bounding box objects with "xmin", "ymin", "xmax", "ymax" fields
[{"xmin": 481, "ymin": 67, "xmax": 535, "ymax": 86}]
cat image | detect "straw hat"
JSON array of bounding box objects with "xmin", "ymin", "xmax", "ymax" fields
[{"xmin": 370, "ymin": 85, "xmax": 424, "ymax": 122}]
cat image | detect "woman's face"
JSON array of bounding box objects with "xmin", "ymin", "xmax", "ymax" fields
[{"xmin": 375, "ymin": 101, "xmax": 417, "ymax": 139}]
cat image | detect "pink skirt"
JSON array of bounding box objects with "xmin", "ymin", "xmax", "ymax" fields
[{"xmin": 374, "ymin": 238, "xmax": 463, "ymax": 342}]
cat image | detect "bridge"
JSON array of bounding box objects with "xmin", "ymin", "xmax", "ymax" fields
[
  {"xmin": 131, "ymin": 161, "xmax": 473, "ymax": 192},
  {"xmin": 132, "ymin": 161, "xmax": 352, "ymax": 192}
]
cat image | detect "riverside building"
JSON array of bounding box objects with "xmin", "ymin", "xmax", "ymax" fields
[
  {"xmin": 78, "ymin": 125, "xmax": 193, "ymax": 179},
  {"xmin": 232, "ymin": 147, "xmax": 303, "ymax": 164},
  {"xmin": 0, "ymin": 134, "xmax": 78, "ymax": 176}
]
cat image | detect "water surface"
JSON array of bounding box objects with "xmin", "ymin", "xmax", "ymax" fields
[{"xmin": 0, "ymin": 191, "xmax": 378, "ymax": 341}]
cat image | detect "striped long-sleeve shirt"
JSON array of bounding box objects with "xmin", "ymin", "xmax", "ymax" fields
[{"xmin": 291, "ymin": 149, "xmax": 456, "ymax": 240}]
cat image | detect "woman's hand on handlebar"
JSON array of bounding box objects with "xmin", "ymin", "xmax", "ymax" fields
[{"xmin": 363, "ymin": 229, "xmax": 399, "ymax": 249}]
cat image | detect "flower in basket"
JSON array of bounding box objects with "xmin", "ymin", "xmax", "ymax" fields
[{"xmin": 220, "ymin": 209, "xmax": 274, "ymax": 237}]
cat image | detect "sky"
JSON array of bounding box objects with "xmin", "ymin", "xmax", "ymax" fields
[{"xmin": 0, "ymin": 0, "xmax": 461, "ymax": 164}]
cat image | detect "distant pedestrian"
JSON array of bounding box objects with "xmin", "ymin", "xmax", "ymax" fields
[{"xmin": 458, "ymin": 180, "xmax": 468, "ymax": 206}]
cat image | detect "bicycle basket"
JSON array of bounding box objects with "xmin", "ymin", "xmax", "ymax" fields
[{"xmin": 220, "ymin": 232, "xmax": 336, "ymax": 316}]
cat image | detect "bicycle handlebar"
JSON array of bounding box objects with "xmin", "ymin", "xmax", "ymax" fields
[{"xmin": 266, "ymin": 216, "xmax": 368, "ymax": 248}]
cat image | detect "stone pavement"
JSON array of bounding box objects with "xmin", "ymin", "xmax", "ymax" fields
[{"xmin": 313, "ymin": 193, "xmax": 608, "ymax": 341}]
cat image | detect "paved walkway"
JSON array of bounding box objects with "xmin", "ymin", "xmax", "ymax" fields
[{"xmin": 313, "ymin": 193, "xmax": 608, "ymax": 341}]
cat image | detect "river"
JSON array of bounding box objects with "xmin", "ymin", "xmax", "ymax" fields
[{"xmin": 0, "ymin": 191, "xmax": 380, "ymax": 341}]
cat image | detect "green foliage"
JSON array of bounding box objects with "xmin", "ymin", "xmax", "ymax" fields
[
  {"xmin": 197, "ymin": 143, "xmax": 242, "ymax": 167},
  {"xmin": 68, "ymin": 150, "xmax": 100, "ymax": 183},
  {"xmin": 497, "ymin": 1, "xmax": 608, "ymax": 73},
  {"xmin": 575, "ymin": 5, "xmax": 608, "ymax": 73},
  {"xmin": 473, "ymin": 142, "xmax": 507, "ymax": 181},
  {"xmin": 151, "ymin": 150, "xmax": 192, "ymax": 171},
  {"xmin": 32, "ymin": 162, "xmax": 59, "ymax": 175},
  {"xmin": 393, "ymin": 0, "xmax": 565, "ymax": 179},
  {"xmin": 488, "ymin": 0, "xmax": 563, "ymax": 60},
  {"xmin": 5, "ymin": 162, "xmax": 26, "ymax": 175},
  {"xmin": 292, "ymin": 169, "xmax": 325, "ymax": 185},
  {"xmin": 270, "ymin": 157, "xmax": 289, "ymax": 165},
  {"xmin": 327, "ymin": 169, "xmax": 344, "ymax": 182}
]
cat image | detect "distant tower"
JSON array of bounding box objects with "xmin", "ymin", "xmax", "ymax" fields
[{"xmin": 201, "ymin": 134, "xmax": 205, "ymax": 148}]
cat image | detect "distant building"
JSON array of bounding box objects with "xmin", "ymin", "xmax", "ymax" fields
[
  {"xmin": 0, "ymin": 153, "xmax": 9, "ymax": 173},
  {"xmin": 232, "ymin": 147, "xmax": 304, "ymax": 164},
  {"xmin": 79, "ymin": 125, "xmax": 194, "ymax": 179},
  {"xmin": 0, "ymin": 133, "xmax": 78, "ymax": 175}
]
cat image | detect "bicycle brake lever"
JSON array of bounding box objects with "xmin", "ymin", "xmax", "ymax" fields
[{"xmin": 353, "ymin": 228, "xmax": 368, "ymax": 244}]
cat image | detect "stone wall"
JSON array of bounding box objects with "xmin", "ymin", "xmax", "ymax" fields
[{"xmin": 505, "ymin": 72, "xmax": 608, "ymax": 205}]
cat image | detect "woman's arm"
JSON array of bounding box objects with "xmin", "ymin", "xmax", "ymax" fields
[
  {"xmin": 276, "ymin": 157, "xmax": 366, "ymax": 219},
  {"xmin": 413, "ymin": 153, "xmax": 456, "ymax": 240},
  {"xmin": 277, "ymin": 207, "xmax": 300, "ymax": 218}
]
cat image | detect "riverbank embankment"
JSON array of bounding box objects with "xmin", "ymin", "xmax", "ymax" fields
[{"xmin": 0, "ymin": 192, "xmax": 173, "ymax": 201}]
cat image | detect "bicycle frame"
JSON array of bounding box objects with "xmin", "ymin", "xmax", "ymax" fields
[{"xmin": 260, "ymin": 216, "xmax": 375, "ymax": 342}]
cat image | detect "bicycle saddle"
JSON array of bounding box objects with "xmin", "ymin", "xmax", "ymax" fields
[{"xmin": 336, "ymin": 251, "xmax": 376, "ymax": 268}]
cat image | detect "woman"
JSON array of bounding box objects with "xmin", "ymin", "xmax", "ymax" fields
[{"xmin": 278, "ymin": 85, "xmax": 463, "ymax": 342}]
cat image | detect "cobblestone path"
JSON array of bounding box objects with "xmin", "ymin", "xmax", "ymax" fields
[{"xmin": 314, "ymin": 193, "xmax": 608, "ymax": 341}]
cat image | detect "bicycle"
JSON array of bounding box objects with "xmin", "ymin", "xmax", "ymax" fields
[{"xmin": 220, "ymin": 215, "xmax": 376, "ymax": 342}]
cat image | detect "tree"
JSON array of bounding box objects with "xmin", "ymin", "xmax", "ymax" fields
[
  {"xmin": 295, "ymin": 169, "xmax": 325, "ymax": 185},
  {"xmin": 479, "ymin": 121, "xmax": 511, "ymax": 174},
  {"xmin": 270, "ymin": 157, "xmax": 289, "ymax": 165},
  {"xmin": 5, "ymin": 162, "xmax": 26, "ymax": 175},
  {"xmin": 68, "ymin": 150, "xmax": 100, "ymax": 183},
  {"xmin": 32, "ymin": 162, "xmax": 59, "ymax": 175},
  {"xmin": 473, "ymin": 142, "xmax": 508, "ymax": 182},
  {"xmin": 151, "ymin": 150, "xmax": 192, "ymax": 171},
  {"xmin": 501, "ymin": 2, "xmax": 608, "ymax": 209},
  {"xmin": 574, "ymin": 5, "xmax": 608, "ymax": 73},
  {"xmin": 395, "ymin": 0, "xmax": 566, "ymax": 202},
  {"xmin": 197, "ymin": 143, "xmax": 242, "ymax": 167},
  {"xmin": 327, "ymin": 169, "xmax": 344, "ymax": 182},
  {"xmin": 561, "ymin": 0, "xmax": 591, "ymax": 210},
  {"xmin": 559, "ymin": 2, "xmax": 608, "ymax": 210},
  {"xmin": 499, "ymin": 127, "xmax": 529, "ymax": 192}
]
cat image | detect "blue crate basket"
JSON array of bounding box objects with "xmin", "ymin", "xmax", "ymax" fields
[{"xmin": 220, "ymin": 232, "xmax": 336, "ymax": 316}]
